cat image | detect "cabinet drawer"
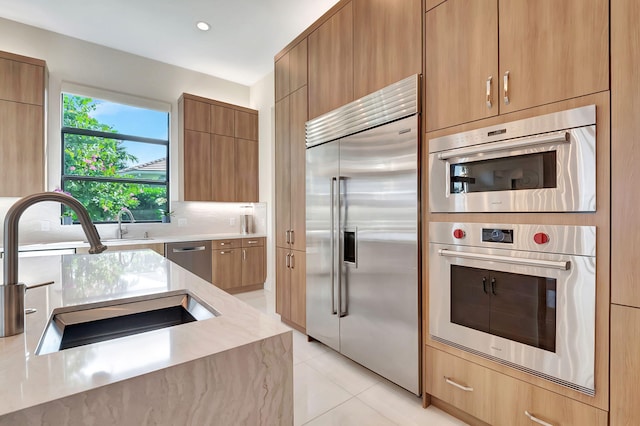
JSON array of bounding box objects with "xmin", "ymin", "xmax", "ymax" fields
[
  {"xmin": 242, "ymin": 237, "xmax": 264, "ymax": 248},
  {"xmin": 426, "ymin": 346, "xmax": 607, "ymax": 426},
  {"xmin": 212, "ymin": 239, "xmax": 238, "ymax": 249}
]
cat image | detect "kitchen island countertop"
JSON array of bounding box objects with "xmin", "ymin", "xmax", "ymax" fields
[{"xmin": 0, "ymin": 250, "xmax": 292, "ymax": 424}]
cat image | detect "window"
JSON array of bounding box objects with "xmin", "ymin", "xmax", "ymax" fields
[{"xmin": 61, "ymin": 92, "xmax": 169, "ymax": 223}]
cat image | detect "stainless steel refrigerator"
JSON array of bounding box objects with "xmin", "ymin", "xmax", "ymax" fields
[{"xmin": 305, "ymin": 75, "xmax": 420, "ymax": 395}]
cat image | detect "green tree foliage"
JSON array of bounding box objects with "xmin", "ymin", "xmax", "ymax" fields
[{"xmin": 62, "ymin": 94, "xmax": 168, "ymax": 222}]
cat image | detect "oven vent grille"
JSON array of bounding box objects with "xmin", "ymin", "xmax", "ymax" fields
[{"xmin": 430, "ymin": 335, "xmax": 595, "ymax": 397}]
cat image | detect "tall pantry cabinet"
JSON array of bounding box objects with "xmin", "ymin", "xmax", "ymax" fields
[
  {"xmin": 275, "ymin": 39, "xmax": 308, "ymax": 331},
  {"xmin": 611, "ymin": 0, "xmax": 640, "ymax": 424},
  {"xmin": 0, "ymin": 50, "xmax": 46, "ymax": 196}
]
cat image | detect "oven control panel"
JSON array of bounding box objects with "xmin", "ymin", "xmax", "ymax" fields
[{"xmin": 482, "ymin": 228, "xmax": 514, "ymax": 243}]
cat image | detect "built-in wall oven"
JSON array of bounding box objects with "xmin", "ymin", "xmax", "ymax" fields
[
  {"xmin": 429, "ymin": 222, "xmax": 596, "ymax": 395},
  {"xmin": 429, "ymin": 105, "xmax": 596, "ymax": 213}
]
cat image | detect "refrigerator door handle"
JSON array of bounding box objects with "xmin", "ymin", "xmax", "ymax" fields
[{"xmin": 331, "ymin": 177, "xmax": 338, "ymax": 315}]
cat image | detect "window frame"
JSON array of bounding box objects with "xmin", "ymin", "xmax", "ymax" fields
[{"xmin": 60, "ymin": 92, "xmax": 170, "ymax": 224}]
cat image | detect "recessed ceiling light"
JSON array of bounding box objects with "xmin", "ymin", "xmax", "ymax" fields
[{"xmin": 196, "ymin": 21, "xmax": 210, "ymax": 31}]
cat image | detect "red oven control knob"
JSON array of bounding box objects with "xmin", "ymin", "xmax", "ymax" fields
[
  {"xmin": 453, "ymin": 229, "xmax": 466, "ymax": 239},
  {"xmin": 533, "ymin": 233, "xmax": 550, "ymax": 245}
]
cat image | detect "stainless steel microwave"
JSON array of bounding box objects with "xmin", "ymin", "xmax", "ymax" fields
[{"xmin": 428, "ymin": 105, "xmax": 596, "ymax": 213}]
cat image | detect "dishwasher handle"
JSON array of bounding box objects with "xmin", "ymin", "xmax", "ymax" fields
[{"xmin": 172, "ymin": 246, "xmax": 206, "ymax": 253}]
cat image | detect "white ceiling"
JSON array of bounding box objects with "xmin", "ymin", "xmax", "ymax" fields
[{"xmin": 0, "ymin": 0, "xmax": 340, "ymax": 86}]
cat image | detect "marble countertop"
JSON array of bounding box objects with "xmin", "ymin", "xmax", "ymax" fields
[
  {"xmin": 0, "ymin": 250, "xmax": 289, "ymax": 417},
  {"xmin": 4, "ymin": 232, "xmax": 267, "ymax": 253}
]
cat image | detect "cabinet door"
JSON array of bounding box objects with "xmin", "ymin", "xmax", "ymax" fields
[
  {"xmin": 289, "ymin": 249, "xmax": 306, "ymax": 329},
  {"xmin": 0, "ymin": 57, "xmax": 44, "ymax": 105},
  {"xmin": 234, "ymin": 110, "xmax": 258, "ymax": 141},
  {"xmin": 275, "ymin": 52, "xmax": 290, "ymax": 101},
  {"xmin": 275, "ymin": 98, "xmax": 291, "ymax": 248},
  {"xmin": 498, "ymin": 0, "xmax": 609, "ymax": 114},
  {"xmin": 308, "ymin": 2, "xmax": 353, "ymax": 119},
  {"xmin": 235, "ymin": 138, "xmax": 258, "ymax": 202},
  {"xmin": 183, "ymin": 130, "xmax": 212, "ymax": 201},
  {"xmin": 212, "ymin": 249, "xmax": 241, "ymax": 290},
  {"xmin": 211, "ymin": 134, "xmax": 235, "ymax": 202},
  {"xmin": 425, "ymin": 0, "xmax": 498, "ymax": 131},
  {"xmin": 241, "ymin": 246, "xmax": 265, "ymax": 286},
  {"xmin": 353, "ymin": 0, "xmax": 422, "ymax": 98},
  {"xmin": 210, "ymin": 105, "xmax": 234, "ymax": 136},
  {"xmin": 276, "ymin": 247, "xmax": 291, "ymax": 319},
  {"xmin": 611, "ymin": 304, "xmax": 640, "ymax": 425},
  {"xmin": 289, "ymin": 87, "xmax": 307, "ymax": 251},
  {"xmin": 0, "ymin": 101, "xmax": 43, "ymax": 196},
  {"xmin": 183, "ymin": 99, "xmax": 210, "ymax": 132},
  {"xmin": 289, "ymin": 39, "xmax": 308, "ymax": 93}
]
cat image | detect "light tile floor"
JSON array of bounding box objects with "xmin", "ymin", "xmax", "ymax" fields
[{"xmin": 234, "ymin": 289, "xmax": 468, "ymax": 426}]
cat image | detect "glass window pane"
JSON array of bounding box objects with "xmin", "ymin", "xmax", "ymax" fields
[
  {"xmin": 63, "ymin": 94, "xmax": 168, "ymax": 140},
  {"xmin": 63, "ymin": 180, "xmax": 168, "ymax": 223}
]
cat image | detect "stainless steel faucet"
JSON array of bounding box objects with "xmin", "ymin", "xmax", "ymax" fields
[
  {"xmin": 117, "ymin": 207, "xmax": 135, "ymax": 239},
  {"xmin": 1, "ymin": 192, "xmax": 107, "ymax": 337}
]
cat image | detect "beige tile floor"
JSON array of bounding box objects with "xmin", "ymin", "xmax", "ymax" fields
[{"xmin": 234, "ymin": 289, "xmax": 468, "ymax": 426}]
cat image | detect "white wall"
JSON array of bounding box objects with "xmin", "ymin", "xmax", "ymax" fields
[
  {"xmin": 0, "ymin": 17, "xmax": 274, "ymax": 254},
  {"xmin": 250, "ymin": 71, "xmax": 275, "ymax": 291}
]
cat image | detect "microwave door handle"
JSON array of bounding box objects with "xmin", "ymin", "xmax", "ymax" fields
[
  {"xmin": 438, "ymin": 249, "xmax": 570, "ymax": 271},
  {"xmin": 437, "ymin": 131, "xmax": 570, "ymax": 161}
]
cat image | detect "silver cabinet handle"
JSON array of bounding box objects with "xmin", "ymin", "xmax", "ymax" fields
[
  {"xmin": 243, "ymin": 249, "xmax": 246, "ymax": 261},
  {"xmin": 172, "ymin": 246, "xmax": 206, "ymax": 253},
  {"xmin": 525, "ymin": 411, "xmax": 554, "ymax": 426},
  {"xmin": 219, "ymin": 251, "xmax": 228, "ymax": 255},
  {"xmin": 290, "ymin": 230, "xmax": 295, "ymax": 244},
  {"xmin": 503, "ymin": 71, "xmax": 510, "ymax": 105},
  {"xmin": 290, "ymin": 253, "xmax": 295, "ymax": 269},
  {"xmin": 486, "ymin": 76, "xmax": 492, "ymax": 108},
  {"xmin": 444, "ymin": 377, "xmax": 473, "ymax": 392},
  {"xmin": 437, "ymin": 131, "xmax": 569, "ymax": 161},
  {"xmin": 247, "ymin": 240, "xmax": 258, "ymax": 244},
  {"xmin": 285, "ymin": 230, "xmax": 291, "ymax": 244},
  {"xmin": 439, "ymin": 249, "xmax": 570, "ymax": 271},
  {"xmin": 285, "ymin": 253, "xmax": 290, "ymax": 268}
]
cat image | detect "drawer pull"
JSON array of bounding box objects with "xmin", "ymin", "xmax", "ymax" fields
[
  {"xmin": 525, "ymin": 411, "xmax": 554, "ymax": 426},
  {"xmin": 247, "ymin": 240, "xmax": 258, "ymax": 244},
  {"xmin": 444, "ymin": 376, "xmax": 473, "ymax": 392}
]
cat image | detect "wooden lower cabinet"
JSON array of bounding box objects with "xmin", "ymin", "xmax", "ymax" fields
[
  {"xmin": 211, "ymin": 237, "xmax": 266, "ymax": 294},
  {"xmin": 425, "ymin": 346, "xmax": 607, "ymax": 426},
  {"xmin": 610, "ymin": 304, "xmax": 640, "ymax": 425},
  {"xmin": 276, "ymin": 247, "xmax": 306, "ymax": 331}
]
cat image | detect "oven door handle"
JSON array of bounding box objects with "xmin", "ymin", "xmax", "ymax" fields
[
  {"xmin": 437, "ymin": 131, "xmax": 569, "ymax": 161},
  {"xmin": 438, "ymin": 249, "xmax": 570, "ymax": 271}
]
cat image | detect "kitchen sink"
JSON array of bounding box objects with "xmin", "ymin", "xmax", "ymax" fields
[
  {"xmin": 86, "ymin": 238, "xmax": 155, "ymax": 244},
  {"xmin": 36, "ymin": 291, "xmax": 219, "ymax": 355}
]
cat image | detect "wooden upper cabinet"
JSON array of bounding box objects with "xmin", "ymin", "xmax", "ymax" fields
[
  {"xmin": 425, "ymin": 0, "xmax": 498, "ymax": 132},
  {"xmin": 183, "ymin": 130, "xmax": 212, "ymax": 201},
  {"xmin": 353, "ymin": 0, "xmax": 422, "ymax": 99},
  {"xmin": 235, "ymin": 110, "xmax": 258, "ymax": 141},
  {"xmin": 235, "ymin": 138, "xmax": 259, "ymax": 202},
  {"xmin": 0, "ymin": 55, "xmax": 45, "ymax": 105},
  {"xmin": 289, "ymin": 39, "xmax": 308, "ymax": 93},
  {"xmin": 289, "ymin": 87, "xmax": 307, "ymax": 251},
  {"xmin": 183, "ymin": 98, "xmax": 210, "ymax": 132},
  {"xmin": 308, "ymin": 2, "xmax": 354, "ymax": 119},
  {"xmin": 181, "ymin": 93, "xmax": 258, "ymax": 202},
  {"xmin": 275, "ymin": 53, "xmax": 290, "ymax": 102},
  {"xmin": 425, "ymin": 0, "xmax": 609, "ymax": 131},
  {"xmin": 499, "ymin": 0, "xmax": 609, "ymax": 114},
  {"xmin": 210, "ymin": 105, "xmax": 234, "ymax": 136}
]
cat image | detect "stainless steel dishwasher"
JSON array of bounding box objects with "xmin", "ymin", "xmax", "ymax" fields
[{"xmin": 165, "ymin": 241, "xmax": 212, "ymax": 282}]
